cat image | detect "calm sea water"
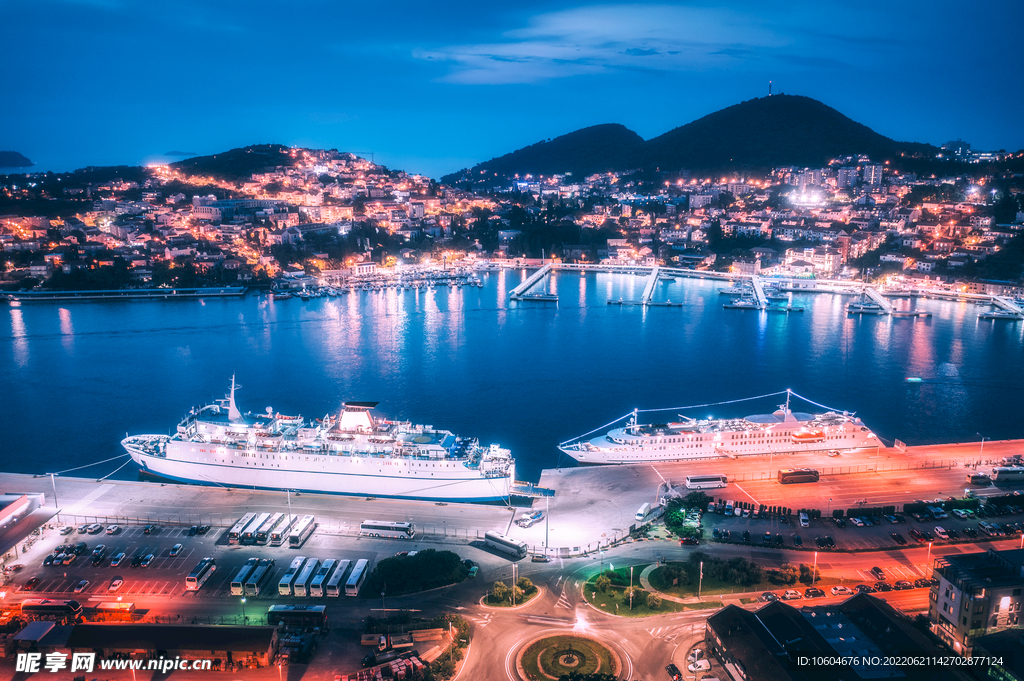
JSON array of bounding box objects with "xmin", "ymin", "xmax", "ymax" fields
[{"xmin": 3, "ymin": 270, "xmax": 1023, "ymax": 483}]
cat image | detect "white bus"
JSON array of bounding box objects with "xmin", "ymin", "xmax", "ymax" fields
[
  {"xmin": 242, "ymin": 512, "xmax": 271, "ymax": 545},
  {"xmin": 244, "ymin": 558, "xmax": 276, "ymax": 597},
  {"xmin": 255, "ymin": 512, "xmax": 284, "ymax": 545},
  {"xmin": 325, "ymin": 559, "xmax": 351, "ymax": 598},
  {"xmin": 310, "ymin": 559, "xmax": 336, "ymax": 598},
  {"xmin": 289, "ymin": 515, "xmax": 316, "ymax": 548},
  {"xmin": 185, "ymin": 557, "xmax": 216, "ymax": 591},
  {"xmin": 345, "ymin": 558, "xmax": 368, "ymax": 597},
  {"xmin": 992, "ymin": 467, "xmax": 1024, "ymax": 484},
  {"xmin": 278, "ymin": 556, "xmax": 307, "ymax": 596},
  {"xmin": 230, "ymin": 558, "xmax": 259, "ymax": 596},
  {"xmin": 227, "ymin": 513, "xmax": 256, "ymax": 545},
  {"xmin": 269, "ymin": 514, "xmax": 296, "ymax": 546},
  {"xmin": 484, "ymin": 531, "xmax": 528, "ymax": 559},
  {"xmin": 685, "ymin": 474, "xmax": 728, "ymax": 490},
  {"xmin": 293, "ymin": 558, "xmax": 320, "ymax": 598},
  {"xmin": 359, "ymin": 520, "xmax": 416, "ymax": 539}
]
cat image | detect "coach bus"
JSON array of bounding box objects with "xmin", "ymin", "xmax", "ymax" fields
[
  {"xmin": 484, "ymin": 531, "xmax": 528, "ymax": 559},
  {"xmin": 255, "ymin": 512, "xmax": 284, "ymax": 545},
  {"xmin": 278, "ymin": 556, "xmax": 308, "ymax": 596},
  {"xmin": 244, "ymin": 558, "xmax": 276, "ymax": 597},
  {"xmin": 685, "ymin": 474, "xmax": 728, "ymax": 490},
  {"xmin": 269, "ymin": 514, "xmax": 297, "ymax": 546},
  {"xmin": 266, "ymin": 604, "xmax": 328, "ymax": 629},
  {"xmin": 242, "ymin": 512, "xmax": 271, "ymax": 545},
  {"xmin": 289, "ymin": 515, "xmax": 316, "ymax": 548},
  {"xmin": 20, "ymin": 599, "xmax": 83, "ymax": 621},
  {"xmin": 230, "ymin": 558, "xmax": 260, "ymax": 596},
  {"xmin": 227, "ymin": 513, "xmax": 257, "ymax": 544},
  {"xmin": 325, "ymin": 559, "xmax": 351, "ymax": 597},
  {"xmin": 345, "ymin": 558, "xmax": 368, "ymax": 597},
  {"xmin": 185, "ymin": 558, "xmax": 216, "ymax": 591},
  {"xmin": 293, "ymin": 558, "xmax": 320, "ymax": 598},
  {"xmin": 992, "ymin": 467, "xmax": 1024, "ymax": 484},
  {"xmin": 359, "ymin": 520, "xmax": 416, "ymax": 539},
  {"xmin": 309, "ymin": 558, "xmax": 336, "ymax": 598},
  {"xmin": 778, "ymin": 469, "xmax": 821, "ymax": 484}
]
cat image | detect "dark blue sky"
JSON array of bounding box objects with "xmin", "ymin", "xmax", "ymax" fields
[{"xmin": 3, "ymin": 0, "xmax": 1021, "ymax": 178}]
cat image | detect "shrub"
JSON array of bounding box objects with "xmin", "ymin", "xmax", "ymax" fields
[
  {"xmin": 595, "ymin": 575, "xmax": 612, "ymax": 592},
  {"xmin": 646, "ymin": 592, "xmax": 662, "ymax": 609},
  {"xmin": 491, "ymin": 581, "xmax": 510, "ymax": 602}
]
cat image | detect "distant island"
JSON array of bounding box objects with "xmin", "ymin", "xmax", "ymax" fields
[{"xmin": 0, "ymin": 151, "xmax": 33, "ymax": 168}]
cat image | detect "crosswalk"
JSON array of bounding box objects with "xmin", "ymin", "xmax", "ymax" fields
[
  {"xmin": 855, "ymin": 563, "xmax": 933, "ymax": 581},
  {"xmin": 644, "ymin": 626, "xmax": 686, "ymax": 643},
  {"xmin": 554, "ymin": 589, "xmax": 572, "ymax": 610}
]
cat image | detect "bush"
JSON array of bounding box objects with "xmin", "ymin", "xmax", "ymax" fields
[
  {"xmin": 364, "ymin": 549, "xmax": 468, "ymax": 596},
  {"xmin": 767, "ymin": 563, "xmax": 798, "ymax": 585},
  {"xmin": 517, "ymin": 576, "xmax": 536, "ymax": 595},
  {"xmin": 491, "ymin": 581, "xmax": 510, "ymax": 602},
  {"xmin": 595, "ymin": 575, "xmax": 612, "ymax": 592},
  {"xmin": 646, "ymin": 592, "xmax": 662, "ymax": 609},
  {"xmin": 799, "ymin": 563, "xmax": 821, "ymax": 585},
  {"xmin": 832, "ymin": 509, "xmax": 844, "ymax": 518},
  {"xmin": 624, "ymin": 586, "xmax": 646, "ymax": 605}
]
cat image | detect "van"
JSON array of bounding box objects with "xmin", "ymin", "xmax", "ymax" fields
[
  {"xmin": 799, "ymin": 512, "xmax": 810, "ymax": 528},
  {"xmin": 933, "ymin": 527, "xmax": 949, "ymax": 540},
  {"xmin": 635, "ymin": 503, "xmax": 651, "ymax": 522},
  {"xmin": 724, "ymin": 501, "xmax": 734, "ymax": 515}
]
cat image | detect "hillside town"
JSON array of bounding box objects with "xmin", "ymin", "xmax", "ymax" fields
[{"xmin": 1, "ymin": 145, "xmax": 1022, "ymax": 296}]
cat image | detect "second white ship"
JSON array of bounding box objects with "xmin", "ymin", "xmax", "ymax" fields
[{"xmin": 122, "ymin": 378, "xmax": 515, "ymax": 502}]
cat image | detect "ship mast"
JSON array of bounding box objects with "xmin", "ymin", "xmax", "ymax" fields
[{"xmin": 228, "ymin": 374, "xmax": 242, "ymax": 422}]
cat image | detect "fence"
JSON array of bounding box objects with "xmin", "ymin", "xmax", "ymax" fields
[{"xmin": 725, "ymin": 459, "xmax": 959, "ymax": 483}]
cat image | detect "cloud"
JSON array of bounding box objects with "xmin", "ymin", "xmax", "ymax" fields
[{"xmin": 415, "ymin": 4, "xmax": 792, "ymax": 84}]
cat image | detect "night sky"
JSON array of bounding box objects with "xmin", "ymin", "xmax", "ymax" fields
[{"xmin": 3, "ymin": 1, "xmax": 1021, "ymax": 178}]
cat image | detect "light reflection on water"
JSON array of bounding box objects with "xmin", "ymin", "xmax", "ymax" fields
[{"xmin": 1, "ymin": 271, "xmax": 1022, "ymax": 481}]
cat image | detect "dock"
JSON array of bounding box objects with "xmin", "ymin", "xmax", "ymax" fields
[
  {"xmin": 639, "ymin": 266, "xmax": 660, "ymax": 305},
  {"xmin": 5, "ymin": 286, "xmax": 247, "ymax": 302},
  {"xmin": 862, "ymin": 287, "xmax": 894, "ymax": 314},
  {"xmin": 750, "ymin": 275, "xmax": 768, "ymax": 309},
  {"xmin": 993, "ymin": 296, "xmax": 1024, "ymax": 315},
  {"xmin": 509, "ymin": 263, "xmax": 553, "ymax": 300}
]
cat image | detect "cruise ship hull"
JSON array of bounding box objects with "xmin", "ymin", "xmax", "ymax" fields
[
  {"xmin": 126, "ymin": 441, "xmax": 512, "ymax": 503},
  {"xmin": 560, "ymin": 436, "xmax": 878, "ymax": 465}
]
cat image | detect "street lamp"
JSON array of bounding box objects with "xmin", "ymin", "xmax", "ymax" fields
[
  {"xmin": 49, "ymin": 473, "xmax": 59, "ymax": 523},
  {"xmin": 630, "ymin": 566, "xmax": 634, "ymax": 610},
  {"xmin": 927, "ymin": 542, "xmax": 933, "ymax": 564},
  {"xmin": 241, "ymin": 597, "xmax": 246, "ymax": 624},
  {"xmin": 812, "ymin": 552, "xmax": 818, "ymax": 586},
  {"xmin": 512, "ymin": 563, "xmax": 518, "ymax": 607},
  {"xmin": 978, "ymin": 434, "xmax": 987, "ymax": 463}
]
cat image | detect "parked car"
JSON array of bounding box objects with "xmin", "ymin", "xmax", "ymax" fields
[
  {"xmin": 130, "ymin": 555, "xmax": 144, "ymax": 568},
  {"xmin": 169, "ymin": 543, "xmax": 183, "ymax": 557},
  {"xmin": 874, "ymin": 581, "xmax": 893, "ymax": 592},
  {"xmin": 62, "ymin": 553, "xmax": 76, "ymax": 565},
  {"xmin": 187, "ymin": 526, "xmax": 199, "ymax": 536},
  {"xmin": 891, "ymin": 533, "xmax": 907, "ymax": 545},
  {"xmin": 774, "ymin": 534, "xmax": 784, "ymax": 546},
  {"xmin": 792, "ymin": 534, "xmax": 803, "ymax": 547},
  {"xmin": 140, "ymin": 554, "xmax": 155, "ymax": 567},
  {"xmin": 934, "ymin": 526, "xmax": 949, "ymax": 540},
  {"xmin": 870, "ymin": 566, "xmax": 887, "ymax": 580},
  {"xmin": 850, "ymin": 517, "xmax": 864, "ymax": 527},
  {"xmin": 531, "ymin": 554, "xmax": 550, "ymax": 562},
  {"xmin": 106, "ymin": 525, "xmax": 121, "ymax": 535},
  {"xmin": 143, "ymin": 525, "xmax": 156, "ymax": 534},
  {"xmin": 782, "ymin": 590, "xmax": 803, "ymax": 600},
  {"xmin": 41, "ymin": 555, "xmax": 55, "ymax": 567},
  {"xmin": 73, "ymin": 542, "xmax": 88, "ymax": 555},
  {"xmin": 963, "ymin": 527, "xmax": 979, "ymax": 538},
  {"xmin": 804, "ymin": 588, "xmax": 825, "ymax": 599},
  {"xmin": 59, "ymin": 526, "xmax": 74, "ymax": 536},
  {"xmin": 688, "ymin": 660, "xmax": 711, "ymax": 673},
  {"xmin": 516, "ymin": 510, "xmax": 544, "ymax": 528},
  {"xmin": 687, "ymin": 649, "xmax": 704, "ymax": 663},
  {"xmin": 77, "ymin": 524, "xmax": 89, "ymax": 534},
  {"xmin": 894, "ymin": 580, "xmax": 914, "ymax": 590},
  {"xmin": 824, "ymin": 535, "xmax": 835, "ymax": 548},
  {"xmin": 914, "ymin": 578, "xmax": 932, "ymax": 588},
  {"xmin": 666, "ymin": 663, "xmax": 682, "ymax": 680},
  {"xmin": 832, "ymin": 517, "xmax": 846, "ymax": 528},
  {"xmin": 468, "ymin": 566, "xmax": 479, "ymax": 578},
  {"xmin": 854, "ymin": 584, "xmax": 876, "ymax": 594},
  {"xmin": 73, "ymin": 580, "xmax": 89, "ymax": 594},
  {"xmin": 197, "ymin": 525, "xmax": 211, "ymax": 535},
  {"xmin": 108, "ymin": 578, "xmax": 124, "ymax": 592},
  {"xmin": 110, "ymin": 552, "xmax": 126, "ymax": 567},
  {"xmin": 830, "ymin": 585, "xmax": 854, "ymax": 596},
  {"xmin": 742, "ymin": 531, "xmax": 751, "ymax": 543},
  {"xmin": 87, "ymin": 523, "xmax": 103, "ymax": 534},
  {"xmin": 760, "ymin": 592, "xmax": 779, "ymax": 602},
  {"xmin": 22, "ymin": 577, "xmax": 40, "ymax": 591}
]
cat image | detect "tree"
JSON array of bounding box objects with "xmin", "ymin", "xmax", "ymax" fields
[
  {"xmin": 510, "ymin": 585, "xmax": 525, "ymax": 604},
  {"xmin": 624, "ymin": 585, "xmax": 645, "ymax": 605},
  {"xmin": 595, "ymin": 574, "xmax": 612, "ymax": 593},
  {"xmin": 491, "ymin": 581, "xmax": 509, "ymax": 603},
  {"xmin": 646, "ymin": 592, "xmax": 662, "ymax": 609},
  {"xmin": 683, "ymin": 491, "xmax": 711, "ymax": 509},
  {"xmin": 516, "ymin": 576, "xmax": 534, "ymax": 594}
]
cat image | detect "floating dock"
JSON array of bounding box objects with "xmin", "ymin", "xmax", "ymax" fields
[{"xmin": 5, "ymin": 287, "xmax": 247, "ymax": 302}]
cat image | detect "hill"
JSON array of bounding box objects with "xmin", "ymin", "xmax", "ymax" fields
[
  {"xmin": 443, "ymin": 124, "xmax": 644, "ymax": 183},
  {"xmin": 0, "ymin": 151, "xmax": 33, "ymax": 168},
  {"xmin": 443, "ymin": 95, "xmax": 937, "ymax": 183},
  {"xmin": 170, "ymin": 143, "xmax": 296, "ymax": 181}
]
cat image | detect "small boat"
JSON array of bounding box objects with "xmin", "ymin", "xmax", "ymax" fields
[{"xmin": 271, "ymin": 291, "xmax": 293, "ymax": 301}]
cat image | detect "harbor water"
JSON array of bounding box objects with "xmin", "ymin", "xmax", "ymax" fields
[{"xmin": 3, "ymin": 269, "xmax": 1023, "ymax": 483}]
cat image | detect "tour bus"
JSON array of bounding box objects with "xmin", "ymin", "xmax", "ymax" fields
[
  {"xmin": 230, "ymin": 558, "xmax": 260, "ymax": 596},
  {"xmin": 967, "ymin": 472, "xmax": 992, "ymax": 485},
  {"xmin": 685, "ymin": 474, "xmax": 728, "ymax": 490},
  {"xmin": 992, "ymin": 467, "xmax": 1024, "ymax": 484},
  {"xmin": 269, "ymin": 514, "xmax": 297, "ymax": 546},
  {"xmin": 255, "ymin": 512, "xmax": 284, "ymax": 545},
  {"xmin": 227, "ymin": 513, "xmax": 257, "ymax": 545},
  {"xmin": 484, "ymin": 531, "xmax": 528, "ymax": 559},
  {"xmin": 289, "ymin": 515, "xmax": 316, "ymax": 548},
  {"xmin": 244, "ymin": 558, "xmax": 276, "ymax": 597},
  {"xmin": 359, "ymin": 520, "xmax": 416, "ymax": 539},
  {"xmin": 325, "ymin": 559, "xmax": 351, "ymax": 598},
  {"xmin": 20, "ymin": 599, "xmax": 83, "ymax": 620},
  {"xmin": 293, "ymin": 558, "xmax": 320, "ymax": 598},
  {"xmin": 267, "ymin": 604, "xmax": 328, "ymax": 630},
  {"xmin": 242, "ymin": 513, "xmax": 271, "ymax": 545},
  {"xmin": 278, "ymin": 556, "xmax": 307, "ymax": 596},
  {"xmin": 778, "ymin": 469, "xmax": 821, "ymax": 484},
  {"xmin": 310, "ymin": 558, "xmax": 336, "ymax": 598},
  {"xmin": 185, "ymin": 557, "xmax": 216, "ymax": 591},
  {"xmin": 345, "ymin": 558, "xmax": 368, "ymax": 597}
]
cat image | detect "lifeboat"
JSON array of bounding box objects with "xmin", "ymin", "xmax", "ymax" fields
[{"xmin": 791, "ymin": 429, "xmax": 825, "ymax": 443}]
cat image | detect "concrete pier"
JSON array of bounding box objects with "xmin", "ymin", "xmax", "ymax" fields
[
  {"xmin": 863, "ymin": 287, "xmax": 894, "ymax": 313},
  {"xmin": 993, "ymin": 296, "xmax": 1024, "ymax": 314},
  {"xmin": 509, "ymin": 263, "xmax": 552, "ymax": 299},
  {"xmin": 640, "ymin": 266, "xmax": 660, "ymax": 305},
  {"xmin": 750, "ymin": 275, "xmax": 768, "ymax": 309}
]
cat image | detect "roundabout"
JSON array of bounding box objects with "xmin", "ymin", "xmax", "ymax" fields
[{"xmin": 516, "ymin": 633, "xmax": 622, "ymax": 680}]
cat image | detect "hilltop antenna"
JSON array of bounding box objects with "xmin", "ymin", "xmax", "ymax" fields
[{"xmin": 768, "ymin": 80, "xmax": 772, "ymax": 96}]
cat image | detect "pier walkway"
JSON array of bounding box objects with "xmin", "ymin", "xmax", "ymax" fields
[
  {"xmin": 750, "ymin": 275, "xmax": 768, "ymax": 309},
  {"xmin": 993, "ymin": 296, "xmax": 1024, "ymax": 314},
  {"xmin": 509, "ymin": 263, "xmax": 552, "ymax": 299},
  {"xmin": 863, "ymin": 287, "xmax": 894, "ymax": 314},
  {"xmin": 640, "ymin": 267, "xmax": 660, "ymax": 305}
]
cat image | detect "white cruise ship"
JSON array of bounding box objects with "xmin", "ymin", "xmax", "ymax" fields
[
  {"xmin": 559, "ymin": 391, "xmax": 877, "ymax": 464},
  {"xmin": 122, "ymin": 378, "xmax": 515, "ymax": 502}
]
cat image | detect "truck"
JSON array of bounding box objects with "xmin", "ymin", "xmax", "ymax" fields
[
  {"xmin": 635, "ymin": 503, "xmax": 652, "ymax": 522},
  {"xmin": 926, "ymin": 506, "xmax": 948, "ymax": 520}
]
